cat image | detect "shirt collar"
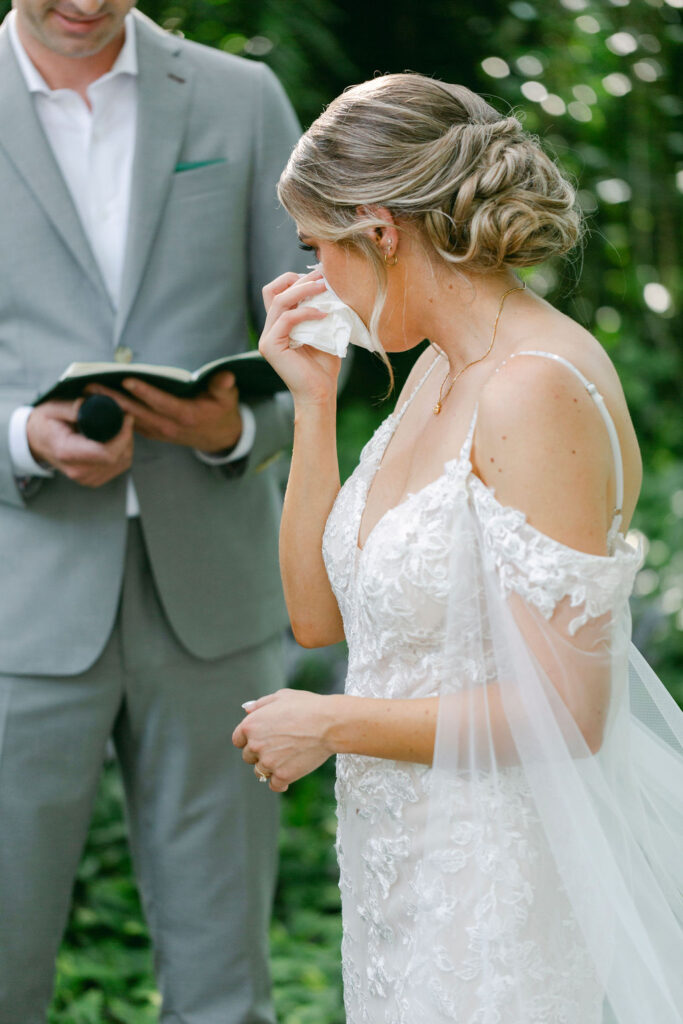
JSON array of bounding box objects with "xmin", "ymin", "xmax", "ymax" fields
[{"xmin": 8, "ymin": 8, "xmax": 138, "ymax": 96}]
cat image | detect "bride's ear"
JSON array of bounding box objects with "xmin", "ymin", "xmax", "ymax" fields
[{"xmin": 356, "ymin": 205, "xmax": 399, "ymax": 262}]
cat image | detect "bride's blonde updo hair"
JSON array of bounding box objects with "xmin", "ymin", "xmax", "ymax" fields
[{"xmin": 278, "ymin": 72, "xmax": 581, "ymax": 275}]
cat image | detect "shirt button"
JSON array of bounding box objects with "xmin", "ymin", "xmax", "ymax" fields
[{"xmin": 114, "ymin": 345, "xmax": 134, "ymax": 364}]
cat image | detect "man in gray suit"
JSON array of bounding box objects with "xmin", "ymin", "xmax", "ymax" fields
[{"xmin": 0, "ymin": 0, "xmax": 304, "ymax": 1019}]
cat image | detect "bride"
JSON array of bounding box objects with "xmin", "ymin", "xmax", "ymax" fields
[{"xmin": 232, "ymin": 74, "xmax": 683, "ymax": 1023}]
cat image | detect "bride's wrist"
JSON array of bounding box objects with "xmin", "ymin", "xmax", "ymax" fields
[
  {"xmin": 322, "ymin": 694, "xmax": 364, "ymax": 756},
  {"xmin": 293, "ymin": 393, "xmax": 337, "ymax": 420}
]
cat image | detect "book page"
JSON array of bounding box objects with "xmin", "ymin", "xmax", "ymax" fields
[{"xmin": 60, "ymin": 361, "xmax": 193, "ymax": 383}]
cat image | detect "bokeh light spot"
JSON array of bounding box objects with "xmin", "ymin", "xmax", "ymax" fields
[
  {"xmin": 516, "ymin": 55, "xmax": 544, "ymax": 76},
  {"xmin": 576, "ymin": 14, "xmax": 601, "ymax": 32},
  {"xmin": 596, "ymin": 178, "xmax": 632, "ymax": 203},
  {"xmin": 635, "ymin": 569, "xmax": 659, "ymax": 596},
  {"xmin": 602, "ymin": 73, "xmax": 632, "ymax": 96},
  {"xmin": 573, "ymin": 84, "xmax": 598, "ymax": 104},
  {"xmin": 643, "ymin": 282, "xmax": 672, "ymax": 313},
  {"xmin": 541, "ymin": 94, "xmax": 567, "ymax": 115},
  {"xmin": 509, "ymin": 1, "xmax": 538, "ymax": 18},
  {"xmin": 568, "ymin": 100, "xmax": 593, "ymax": 121},
  {"xmin": 640, "ymin": 34, "xmax": 662, "ymax": 52},
  {"xmin": 481, "ymin": 57, "xmax": 510, "ymax": 78},
  {"xmin": 606, "ymin": 32, "xmax": 638, "ymax": 54},
  {"xmin": 595, "ymin": 307, "xmax": 622, "ymax": 332},
  {"xmin": 633, "ymin": 59, "xmax": 661, "ymax": 81},
  {"xmin": 521, "ymin": 81, "xmax": 548, "ymax": 102}
]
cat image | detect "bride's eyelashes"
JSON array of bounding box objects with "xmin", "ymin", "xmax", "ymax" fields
[{"xmin": 298, "ymin": 243, "xmax": 315, "ymax": 252}]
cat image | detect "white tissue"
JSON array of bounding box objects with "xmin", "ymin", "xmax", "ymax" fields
[{"xmin": 288, "ymin": 280, "xmax": 374, "ymax": 358}]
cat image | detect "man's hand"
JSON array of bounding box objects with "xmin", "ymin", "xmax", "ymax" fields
[
  {"xmin": 27, "ymin": 400, "xmax": 134, "ymax": 487},
  {"xmin": 88, "ymin": 371, "xmax": 243, "ymax": 453}
]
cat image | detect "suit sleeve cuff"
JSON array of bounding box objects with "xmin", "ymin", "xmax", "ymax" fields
[
  {"xmin": 194, "ymin": 404, "xmax": 256, "ymax": 466},
  {"xmin": 9, "ymin": 405, "xmax": 55, "ymax": 478}
]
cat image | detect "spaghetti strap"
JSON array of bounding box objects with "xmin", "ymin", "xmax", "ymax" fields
[
  {"xmin": 498, "ymin": 350, "xmax": 625, "ymax": 533},
  {"xmin": 460, "ymin": 403, "xmax": 479, "ymax": 463},
  {"xmin": 393, "ymin": 354, "xmax": 442, "ymax": 424}
]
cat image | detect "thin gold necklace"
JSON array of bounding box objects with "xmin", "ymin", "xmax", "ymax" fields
[{"xmin": 433, "ymin": 281, "xmax": 526, "ymax": 415}]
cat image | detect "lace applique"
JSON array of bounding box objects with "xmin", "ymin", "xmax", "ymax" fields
[{"xmin": 469, "ymin": 477, "xmax": 642, "ymax": 635}]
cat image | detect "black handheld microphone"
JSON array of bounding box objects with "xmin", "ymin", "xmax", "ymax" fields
[{"xmin": 77, "ymin": 394, "xmax": 124, "ymax": 443}]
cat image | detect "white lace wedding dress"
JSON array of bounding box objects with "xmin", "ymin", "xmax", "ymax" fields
[{"xmin": 322, "ymin": 352, "xmax": 683, "ymax": 1024}]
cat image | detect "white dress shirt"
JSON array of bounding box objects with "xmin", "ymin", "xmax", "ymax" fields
[{"xmin": 7, "ymin": 10, "xmax": 254, "ymax": 514}]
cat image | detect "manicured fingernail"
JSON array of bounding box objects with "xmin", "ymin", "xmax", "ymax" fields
[{"xmin": 241, "ymin": 700, "xmax": 256, "ymax": 710}]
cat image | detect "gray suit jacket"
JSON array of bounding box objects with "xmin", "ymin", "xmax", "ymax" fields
[{"xmin": 0, "ymin": 11, "xmax": 303, "ymax": 675}]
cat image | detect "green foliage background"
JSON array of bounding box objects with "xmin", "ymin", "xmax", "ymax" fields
[{"xmin": 10, "ymin": 0, "xmax": 677, "ymax": 1020}]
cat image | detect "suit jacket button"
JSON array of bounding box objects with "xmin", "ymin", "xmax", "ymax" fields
[{"xmin": 114, "ymin": 345, "xmax": 134, "ymax": 364}]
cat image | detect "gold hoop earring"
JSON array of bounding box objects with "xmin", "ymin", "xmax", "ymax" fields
[{"xmin": 384, "ymin": 251, "xmax": 398, "ymax": 266}]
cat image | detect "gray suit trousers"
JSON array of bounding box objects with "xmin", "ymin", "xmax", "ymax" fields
[{"xmin": 0, "ymin": 521, "xmax": 283, "ymax": 1024}]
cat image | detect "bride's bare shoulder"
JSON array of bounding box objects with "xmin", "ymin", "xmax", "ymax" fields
[
  {"xmin": 484, "ymin": 305, "xmax": 636, "ymax": 441},
  {"xmin": 475, "ymin": 310, "xmax": 642, "ymax": 534}
]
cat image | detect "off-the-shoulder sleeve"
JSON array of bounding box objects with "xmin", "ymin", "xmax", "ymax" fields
[{"xmin": 469, "ymin": 476, "xmax": 643, "ymax": 635}]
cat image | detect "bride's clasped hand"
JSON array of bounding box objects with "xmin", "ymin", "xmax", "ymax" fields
[{"xmin": 232, "ymin": 689, "xmax": 337, "ymax": 792}]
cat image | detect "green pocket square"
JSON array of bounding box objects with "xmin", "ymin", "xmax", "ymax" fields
[{"xmin": 174, "ymin": 159, "xmax": 227, "ymax": 173}]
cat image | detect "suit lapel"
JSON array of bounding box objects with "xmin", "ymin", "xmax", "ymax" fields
[
  {"xmin": 114, "ymin": 13, "xmax": 194, "ymax": 340},
  {"xmin": 0, "ymin": 19, "xmax": 110, "ymax": 305}
]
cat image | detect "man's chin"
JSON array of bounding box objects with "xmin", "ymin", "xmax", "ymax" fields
[
  {"xmin": 44, "ymin": 27, "xmax": 118, "ymax": 58},
  {"xmin": 43, "ymin": 10, "xmax": 117, "ymax": 56}
]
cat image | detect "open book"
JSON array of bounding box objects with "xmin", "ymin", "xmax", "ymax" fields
[{"xmin": 35, "ymin": 350, "xmax": 285, "ymax": 405}]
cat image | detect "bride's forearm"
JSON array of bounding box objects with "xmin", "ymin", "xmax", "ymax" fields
[
  {"xmin": 324, "ymin": 689, "xmax": 519, "ymax": 766},
  {"xmin": 325, "ymin": 695, "xmax": 438, "ymax": 765},
  {"xmin": 280, "ymin": 398, "xmax": 345, "ymax": 646}
]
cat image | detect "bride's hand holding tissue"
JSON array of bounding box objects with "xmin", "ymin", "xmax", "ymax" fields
[{"xmin": 258, "ymin": 267, "xmax": 341, "ymax": 409}]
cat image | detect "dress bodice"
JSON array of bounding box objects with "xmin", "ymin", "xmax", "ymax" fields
[{"xmin": 322, "ymin": 353, "xmax": 641, "ymax": 695}]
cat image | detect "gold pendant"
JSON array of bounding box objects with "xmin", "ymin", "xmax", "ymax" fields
[{"xmin": 433, "ymin": 403, "xmax": 442, "ymax": 415}]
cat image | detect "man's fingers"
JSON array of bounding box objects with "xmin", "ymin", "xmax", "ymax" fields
[
  {"xmin": 35, "ymin": 398, "xmax": 83, "ymax": 425},
  {"xmin": 121, "ymin": 379, "xmax": 187, "ymax": 418},
  {"xmin": 206, "ymin": 371, "xmax": 238, "ymax": 399}
]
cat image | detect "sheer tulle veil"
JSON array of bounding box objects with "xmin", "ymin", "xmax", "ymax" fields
[{"xmin": 403, "ymin": 370, "xmax": 683, "ymax": 1021}]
